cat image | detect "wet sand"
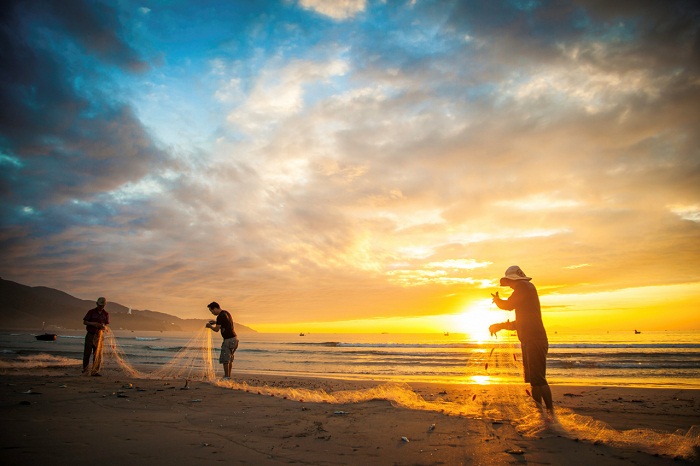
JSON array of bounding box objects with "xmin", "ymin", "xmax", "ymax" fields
[{"xmin": 1, "ymin": 369, "xmax": 698, "ymax": 465}]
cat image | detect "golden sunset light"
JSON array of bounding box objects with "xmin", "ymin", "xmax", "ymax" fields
[
  {"xmin": 1, "ymin": 0, "xmax": 698, "ymax": 334},
  {"xmin": 449, "ymin": 299, "xmax": 503, "ymax": 342},
  {"xmin": 2, "ymin": 4, "xmax": 699, "ymax": 465}
]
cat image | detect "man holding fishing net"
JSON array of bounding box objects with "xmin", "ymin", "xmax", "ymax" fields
[
  {"xmin": 205, "ymin": 301, "xmax": 239, "ymax": 379},
  {"xmin": 489, "ymin": 266, "xmax": 555, "ymax": 420},
  {"xmin": 82, "ymin": 296, "xmax": 110, "ymax": 376}
]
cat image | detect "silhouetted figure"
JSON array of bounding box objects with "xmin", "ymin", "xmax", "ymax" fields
[
  {"xmin": 489, "ymin": 266, "xmax": 554, "ymax": 418},
  {"xmin": 82, "ymin": 297, "xmax": 109, "ymax": 376},
  {"xmin": 205, "ymin": 302, "xmax": 239, "ymax": 379}
]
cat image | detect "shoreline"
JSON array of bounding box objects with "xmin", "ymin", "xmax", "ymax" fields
[
  {"xmin": 1, "ymin": 367, "xmax": 698, "ymax": 465},
  {"xmin": 4, "ymin": 353, "xmax": 699, "ymax": 390}
]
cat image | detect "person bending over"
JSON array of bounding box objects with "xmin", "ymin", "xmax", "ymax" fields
[
  {"xmin": 205, "ymin": 301, "xmax": 239, "ymax": 379},
  {"xmin": 83, "ymin": 297, "xmax": 109, "ymax": 376},
  {"xmin": 489, "ymin": 266, "xmax": 554, "ymax": 418}
]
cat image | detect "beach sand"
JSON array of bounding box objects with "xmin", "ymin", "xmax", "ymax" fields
[{"xmin": 1, "ymin": 368, "xmax": 698, "ymax": 465}]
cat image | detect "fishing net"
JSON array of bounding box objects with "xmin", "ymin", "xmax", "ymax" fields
[{"xmin": 102, "ymin": 326, "xmax": 216, "ymax": 382}]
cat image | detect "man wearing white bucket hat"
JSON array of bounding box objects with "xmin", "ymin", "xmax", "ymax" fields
[{"xmin": 489, "ymin": 266, "xmax": 554, "ymax": 419}]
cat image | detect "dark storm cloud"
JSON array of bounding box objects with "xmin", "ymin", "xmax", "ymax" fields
[{"xmin": 0, "ymin": 0, "xmax": 166, "ymax": 232}]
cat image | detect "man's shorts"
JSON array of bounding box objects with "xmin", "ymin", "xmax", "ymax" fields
[
  {"xmin": 219, "ymin": 337, "xmax": 239, "ymax": 364},
  {"xmin": 521, "ymin": 340, "xmax": 548, "ymax": 386}
]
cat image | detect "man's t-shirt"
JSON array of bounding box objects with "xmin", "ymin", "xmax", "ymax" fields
[
  {"xmin": 499, "ymin": 281, "xmax": 547, "ymax": 343},
  {"xmin": 216, "ymin": 310, "xmax": 237, "ymax": 340},
  {"xmin": 83, "ymin": 307, "xmax": 110, "ymax": 334}
]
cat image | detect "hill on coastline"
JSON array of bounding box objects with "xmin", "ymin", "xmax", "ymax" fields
[{"xmin": 0, "ymin": 278, "xmax": 256, "ymax": 333}]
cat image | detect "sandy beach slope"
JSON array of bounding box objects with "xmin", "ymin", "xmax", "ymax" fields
[{"xmin": 1, "ymin": 370, "xmax": 698, "ymax": 465}]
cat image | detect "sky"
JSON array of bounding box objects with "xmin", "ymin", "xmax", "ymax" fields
[{"xmin": 1, "ymin": 0, "xmax": 699, "ymax": 334}]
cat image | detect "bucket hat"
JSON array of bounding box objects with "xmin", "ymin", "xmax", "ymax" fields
[{"xmin": 501, "ymin": 265, "xmax": 531, "ymax": 282}]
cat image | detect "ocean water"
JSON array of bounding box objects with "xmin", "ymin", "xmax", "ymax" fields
[{"xmin": 1, "ymin": 329, "xmax": 699, "ymax": 388}]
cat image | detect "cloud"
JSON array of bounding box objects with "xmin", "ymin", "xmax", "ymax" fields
[
  {"xmin": 298, "ymin": 0, "xmax": 366, "ymax": 20},
  {"xmin": 0, "ymin": 0, "xmax": 698, "ymax": 328},
  {"xmin": 226, "ymin": 56, "xmax": 350, "ymax": 134},
  {"xmin": 0, "ymin": 1, "xmax": 170, "ymax": 285},
  {"xmin": 669, "ymin": 205, "xmax": 700, "ymax": 222},
  {"xmin": 181, "ymin": 0, "xmax": 699, "ymax": 319}
]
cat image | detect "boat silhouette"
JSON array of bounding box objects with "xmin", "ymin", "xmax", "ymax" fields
[{"xmin": 35, "ymin": 321, "xmax": 57, "ymax": 341}]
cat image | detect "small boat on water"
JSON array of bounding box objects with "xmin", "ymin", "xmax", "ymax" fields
[
  {"xmin": 35, "ymin": 322, "xmax": 57, "ymax": 341},
  {"xmin": 634, "ymin": 329, "xmax": 641, "ymax": 334}
]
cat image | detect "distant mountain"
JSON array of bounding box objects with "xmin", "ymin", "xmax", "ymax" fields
[{"xmin": 0, "ymin": 278, "xmax": 257, "ymax": 333}]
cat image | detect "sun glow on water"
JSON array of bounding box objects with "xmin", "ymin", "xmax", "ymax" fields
[{"xmin": 469, "ymin": 375, "xmax": 492, "ymax": 385}]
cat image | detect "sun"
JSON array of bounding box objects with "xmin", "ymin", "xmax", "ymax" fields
[{"xmin": 453, "ymin": 299, "xmax": 509, "ymax": 342}]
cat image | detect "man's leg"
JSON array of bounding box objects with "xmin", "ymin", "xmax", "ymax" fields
[
  {"xmin": 218, "ymin": 341, "xmax": 226, "ymax": 378},
  {"xmin": 91, "ymin": 332, "xmax": 104, "ymax": 375},
  {"xmin": 532, "ymin": 384, "xmax": 554, "ymax": 415},
  {"xmin": 530, "ymin": 384, "xmax": 543, "ymax": 406},
  {"xmin": 221, "ymin": 338, "xmax": 236, "ymax": 378},
  {"xmin": 538, "ymin": 384, "xmax": 554, "ymax": 413},
  {"xmin": 527, "ymin": 341, "xmax": 553, "ymax": 415},
  {"xmin": 82, "ymin": 333, "xmax": 93, "ymax": 373}
]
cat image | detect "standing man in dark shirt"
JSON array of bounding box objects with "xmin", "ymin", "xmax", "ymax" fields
[
  {"xmin": 205, "ymin": 301, "xmax": 238, "ymax": 379},
  {"xmin": 83, "ymin": 297, "xmax": 110, "ymax": 376},
  {"xmin": 489, "ymin": 266, "xmax": 554, "ymax": 418}
]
